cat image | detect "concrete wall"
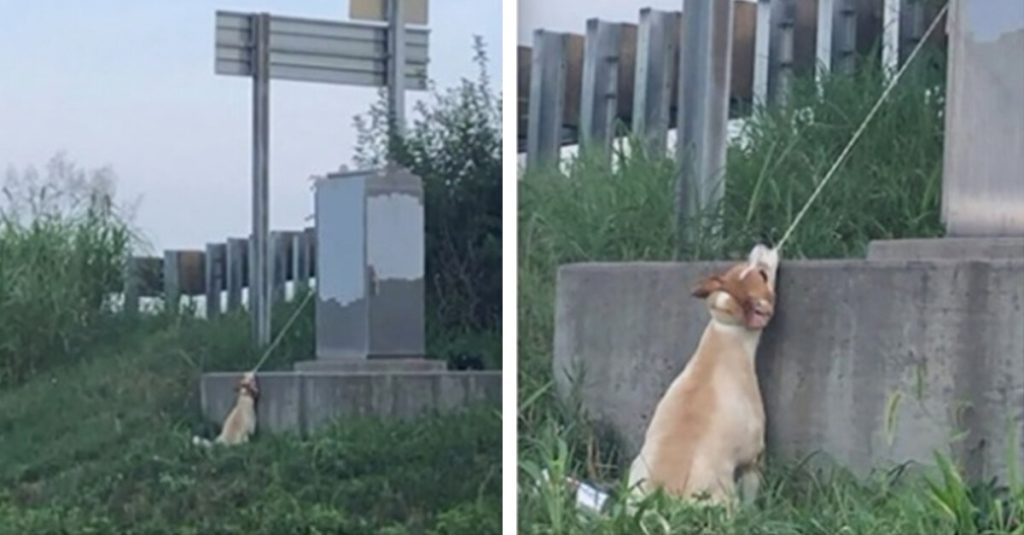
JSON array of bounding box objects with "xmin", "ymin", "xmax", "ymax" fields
[
  {"xmin": 200, "ymin": 371, "xmax": 501, "ymax": 435},
  {"xmin": 553, "ymin": 259, "xmax": 1024, "ymax": 481}
]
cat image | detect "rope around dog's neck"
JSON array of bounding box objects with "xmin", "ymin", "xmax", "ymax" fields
[
  {"xmin": 249, "ymin": 289, "xmax": 315, "ymax": 374},
  {"xmin": 773, "ymin": 2, "xmax": 949, "ymax": 252}
]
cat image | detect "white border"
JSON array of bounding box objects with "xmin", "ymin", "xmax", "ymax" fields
[{"xmin": 501, "ymin": 0, "xmax": 518, "ymax": 531}]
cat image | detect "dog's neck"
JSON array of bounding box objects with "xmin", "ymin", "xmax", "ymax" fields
[
  {"xmin": 704, "ymin": 318, "xmax": 762, "ymax": 362},
  {"xmin": 236, "ymin": 391, "xmax": 256, "ymax": 407}
]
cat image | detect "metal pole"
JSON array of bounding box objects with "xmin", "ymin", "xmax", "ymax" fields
[
  {"xmin": 632, "ymin": 9, "xmax": 679, "ymax": 156},
  {"xmin": 882, "ymin": 0, "xmax": 901, "ymax": 74},
  {"xmin": 526, "ymin": 30, "xmax": 568, "ymax": 169},
  {"xmin": 580, "ymin": 19, "xmax": 621, "ymax": 159},
  {"xmin": 816, "ymin": 0, "xmax": 835, "ymax": 83},
  {"xmin": 677, "ymin": 0, "xmax": 734, "ymax": 252},
  {"xmin": 753, "ymin": 0, "xmax": 771, "ymax": 106},
  {"xmin": 252, "ymin": 13, "xmax": 271, "ymax": 346},
  {"xmin": 387, "ymin": 0, "xmax": 407, "ymax": 138}
]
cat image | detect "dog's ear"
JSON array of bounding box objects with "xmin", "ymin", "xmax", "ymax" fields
[{"xmin": 691, "ymin": 275, "xmax": 723, "ymax": 298}]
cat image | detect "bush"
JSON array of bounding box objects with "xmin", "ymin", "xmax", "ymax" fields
[{"xmin": 354, "ymin": 37, "xmax": 501, "ymax": 367}]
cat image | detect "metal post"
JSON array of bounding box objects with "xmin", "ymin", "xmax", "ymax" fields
[
  {"xmin": 270, "ymin": 231, "xmax": 288, "ymax": 304},
  {"xmin": 834, "ymin": 0, "xmax": 857, "ymax": 75},
  {"xmin": 580, "ymin": 19, "xmax": 622, "ymax": 158},
  {"xmin": 882, "ymin": 0, "xmax": 901, "ymax": 74},
  {"xmin": 632, "ymin": 9, "xmax": 679, "ymax": 155},
  {"xmin": 677, "ymin": 0, "xmax": 734, "ymax": 251},
  {"xmin": 226, "ymin": 238, "xmax": 247, "ymax": 312},
  {"xmin": 816, "ymin": 0, "xmax": 835, "ymax": 83},
  {"xmin": 387, "ymin": 0, "xmax": 407, "ymax": 138},
  {"xmin": 304, "ymin": 226, "xmax": 317, "ymax": 284},
  {"xmin": 251, "ymin": 13, "xmax": 271, "ymax": 345},
  {"xmin": 753, "ymin": 0, "xmax": 771, "ymax": 105},
  {"xmin": 123, "ymin": 257, "xmax": 140, "ymax": 316},
  {"xmin": 900, "ymin": 0, "xmax": 927, "ymax": 64},
  {"xmin": 204, "ymin": 243, "xmax": 226, "ymax": 319},
  {"xmin": 163, "ymin": 251, "xmax": 181, "ymax": 315},
  {"xmin": 293, "ymin": 230, "xmax": 311, "ymax": 295},
  {"xmin": 526, "ymin": 30, "xmax": 568, "ymax": 170},
  {"xmin": 769, "ymin": 0, "xmax": 796, "ymax": 106}
]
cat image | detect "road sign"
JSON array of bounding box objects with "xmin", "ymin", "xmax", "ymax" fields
[
  {"xmin": 214, "ymin": 9, "xmax": 430, "ymax": 345},
  {"xmin": 215, "ymin": 11, "xmax": 429, "ymax": 89},
  {"xmin": 350, "ymin": 0, "xmax": 429, "ymax": 26}
]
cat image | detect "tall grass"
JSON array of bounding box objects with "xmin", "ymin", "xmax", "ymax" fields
[
  {"xmin": 515, "ymin": 49, "xmax": 1015, "ymax": 533},
  {"xmin": 0, "ymin": 156, "xmax": 132, "ymax": 386}
]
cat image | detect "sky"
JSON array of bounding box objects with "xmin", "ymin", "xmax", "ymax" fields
[{"xmin": 0, "ymin": 0, "xmax": 500, "ymax": 252}]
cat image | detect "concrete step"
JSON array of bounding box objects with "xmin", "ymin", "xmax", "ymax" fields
[
  {"xmin": 293, "ymin": 358, "xmax": 447, "ymax": 373},
  {"xmin": 199, "ymin": 370, "xmax": 500, "ymax": 435},
  {"xmin": 867, "ymin": 237, "xmax": 1024, "ymax": 261}
]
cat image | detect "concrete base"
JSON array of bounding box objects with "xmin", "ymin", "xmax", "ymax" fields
[
  {"xmin": 554, "ymin": 258, "xmax": 1024, "ymax": 482},
  {"xmin": 867, "ymin": 237, "xmax": 1024, "ymax": 261},
  {"xmin": 200, "ymin": 370, "xmax": 500, "ymax": 435},
  {"xmin": 293, "ymin": 358, "xmax": 447, "ymax": 373}
]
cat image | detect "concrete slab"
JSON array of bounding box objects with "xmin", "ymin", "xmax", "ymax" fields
[
  {"xmin": 554, "ymin": 258, "xmax": 1024, "ymax": 482},
  {"xmin": 293, "ymin": 358, "xmax": 447, "ymax": 373},
  {"xmin": 867, "ymin": 237, "xmax": 1024, "ymax": 261},
  {"xmin": 199, "ymin": 370, "xmax": 500, "ymax": 435},
  {"xmin": 201, "ymin": 372, "xmax": 302, "ymax": 434}
]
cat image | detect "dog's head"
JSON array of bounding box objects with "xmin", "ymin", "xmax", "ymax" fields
[
  {"xmin": 691, "ymin": 244, "xmax": 780, "ymax": 330},
  {"xmin": 237, "ymin": 372, "xmax": 259, "ymax": 400}
]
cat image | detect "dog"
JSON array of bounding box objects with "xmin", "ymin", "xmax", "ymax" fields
[
  {"xmin": 628, "ymin": 244, "xmax": 780, "ymax": 509},
  {"xmin": 192, "ymin": 372, "xmax": 259, "ymax": 447}
]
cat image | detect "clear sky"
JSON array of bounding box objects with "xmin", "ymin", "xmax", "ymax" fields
[{"xmin": 0, "ymin": 0, "xmax": 500, "ymax": 252}]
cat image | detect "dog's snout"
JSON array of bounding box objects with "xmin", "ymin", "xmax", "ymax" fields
[{"xmin": 753, "ymin": 299, "xmax": 773, "ymax": 315}]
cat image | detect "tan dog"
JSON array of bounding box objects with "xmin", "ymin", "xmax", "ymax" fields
[
  {"xmin": 628, "ymin": 244, "xmax": 780, "ymax": 509},
  {"xmin": 192, "ymin": 372, "xmax": 259, "ymax": 447}
]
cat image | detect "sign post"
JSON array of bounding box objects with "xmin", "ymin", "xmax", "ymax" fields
[
  {"xmin": 214, "ymin": 9, "xmax": 429, "ymax": 345},
  {"xmin": 252, "ymin": 13, "xmax": 271, "ymax": 345},
  {"xmin": 387, "ymin": 0, "xmax": 407, "ymax": 136}
]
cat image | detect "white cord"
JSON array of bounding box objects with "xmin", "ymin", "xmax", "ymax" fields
[{"xmin": 775, "ymin": 2, "xmax": 949, "ymax": 251}]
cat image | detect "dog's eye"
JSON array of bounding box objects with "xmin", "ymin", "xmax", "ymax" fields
[{"xmin": 759, "ymin": 270, "xmax": 768, "ymax": 282}]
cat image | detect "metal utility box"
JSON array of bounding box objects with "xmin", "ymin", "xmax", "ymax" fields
[
  {"xmin": 315, "ymin": 167, "xmax": 425, "ymax": 359},
  {"xmin": 942, "ymin": 0, "xmax": 1024, "ymax": 236}
]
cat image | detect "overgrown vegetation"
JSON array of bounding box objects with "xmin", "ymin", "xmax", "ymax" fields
[
  {"xmin": 518, "ymin": 48, "xmax": 1021, "ymax": 533},
  {"xmin": 355, "ymin": 37, "xmax": 501, "ymax": 368},
  {"xmin": 0, "ymin": 154, "xmax": 132, "ymax": 386}
]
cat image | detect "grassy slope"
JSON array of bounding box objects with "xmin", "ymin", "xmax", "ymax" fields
[{"xmin": 0, "ymin": 311, "xmax": 500, "ymax": 534}]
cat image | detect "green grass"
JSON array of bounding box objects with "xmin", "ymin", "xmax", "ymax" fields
[
  {"xmin": 0, "ymin": 309, "xmax": 500, "ymax": 534},
  {"xmin": 515, "ymin": 49, "xmax": 1023, "ymax": 533}
]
